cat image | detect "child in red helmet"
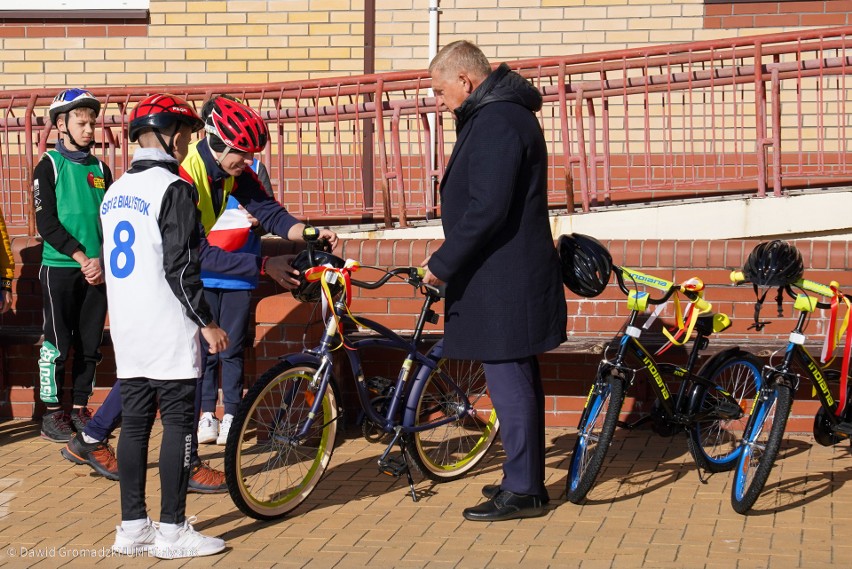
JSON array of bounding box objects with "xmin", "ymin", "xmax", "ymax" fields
[{"xmin": 103, "ymin": 93, "xmax": 229, "ymax": 559}]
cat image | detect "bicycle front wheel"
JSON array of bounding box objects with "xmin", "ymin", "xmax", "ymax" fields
[
  {"xmin": 566, "ymin": 372, "xmax": 625, "ymax": 504},
  {"xmin": 224, "ymin": 362, "xmax": 339, "ymax": 520},
  {"xmin": 405, "ymin": 356, "xmax": 500, "ymax": 482},
  {"xmin": 687, "ymin": 353, "xmax": 763, "ymax": 472},
  {"xmin": 731, "ymin": 379, "xmax": 793, "ymax": 514}
]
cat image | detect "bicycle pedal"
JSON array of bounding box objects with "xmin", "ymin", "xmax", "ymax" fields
[
  {"xmin": 378, "ymin": 455, "xmax": 409, "ymax": 477},
  {"xmin": 833, "ymin": 422, "xmax": 852, "ymax": 437},
  {"xmin": 715, "ymin": 400, "xmax": 743, "ymax": 420}
]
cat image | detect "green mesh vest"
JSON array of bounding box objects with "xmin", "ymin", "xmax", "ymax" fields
[{"xmin": 40, "ymin": 150, "xmax": 107, "ymax": 267}]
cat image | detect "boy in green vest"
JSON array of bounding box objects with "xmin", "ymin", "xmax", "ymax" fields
[{"xmin": 34, "ymin": 89, "xmax": 112, "ymax": 442}]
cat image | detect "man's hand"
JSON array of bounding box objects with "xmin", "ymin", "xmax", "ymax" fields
[
  {"xmin": 201, "ymin": 323, "xmax": 229, "ymax": 354},
  {"xmin": 420, "ymin": 256, "xmax": 445, "ymax": 286},
  {"xmin": 264, "ymin": 254, "xmax": 301, "ymax": 290}
]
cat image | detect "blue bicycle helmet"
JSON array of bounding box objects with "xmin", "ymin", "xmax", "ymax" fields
[{"xmin": 48, "ymin": 88, "xmax": 101, "ymax": 125}]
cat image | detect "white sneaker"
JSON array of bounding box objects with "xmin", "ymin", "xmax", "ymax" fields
[
  {"xmin": 197, "ymin": 412, "xmax": 219, "ymax": 444},
  {"xmin": 216, "ymin": 414, "xmax": 233, "ymax": 445},
  {"xmin": 112, "ymin": 518, "xmax": 157, "ymax": 555},
  {"xmin": 154, "ymin": 517, "xmax": 226, "ymax": 559}
]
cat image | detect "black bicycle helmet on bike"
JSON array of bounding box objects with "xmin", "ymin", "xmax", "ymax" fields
[
  {"xmin": 557, "ymin": 233, "xmax": 612, "ymax": 298},
  {"xmin": 742, "ymin": 240, "xmax": 804, "ymax": 287},
  {"xmin": 290, "ymin": 248, "xmax": 346, "ymax": 303}
]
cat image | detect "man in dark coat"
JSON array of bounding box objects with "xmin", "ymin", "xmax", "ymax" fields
[{"xmin": 423, "ymin": 40, "xmax": 567, "ymax": 521}]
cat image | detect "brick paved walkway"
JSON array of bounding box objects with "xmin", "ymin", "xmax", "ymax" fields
[{"xmin": 0, "ymin": 418, "xmax": 850, "ymax": 568}]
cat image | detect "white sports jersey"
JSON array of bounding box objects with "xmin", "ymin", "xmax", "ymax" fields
[{"xmin": 101, "ymin": 165, "xmax": 201, "ymax": 380}]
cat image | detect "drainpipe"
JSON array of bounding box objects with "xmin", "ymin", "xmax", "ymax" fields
[
  {"xmin": 363, "ymin": 0, "xmax": 376, "ymax": 222},
  {"xmin": 427, "ymin": 0, "xmax": 440, "ymax": 219}
]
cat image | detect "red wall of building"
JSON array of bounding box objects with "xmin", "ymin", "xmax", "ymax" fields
[{"xmin": 2, "ymin": 235, "xmax": 850, "ymax": 433}]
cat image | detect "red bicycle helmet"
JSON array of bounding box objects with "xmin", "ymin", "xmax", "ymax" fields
[
  {"xmin": 557, "ymin": 233, "xmax": 613, "ymax": 298},
  {"xmin": 742, "ymin": 240, "xmax": 804, "ymax": 287},
  {"xmin": 128, "ymin": 94, "xmax": 204, "ymax": 142},
  {"xmin": 203, "ymin": 96, "xmax": 268, "ymax": 153}
]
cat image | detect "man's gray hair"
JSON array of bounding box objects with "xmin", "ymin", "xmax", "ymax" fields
[{"xmin": 429, "ymin": 40, "xmax": 492, "ymax": 80}]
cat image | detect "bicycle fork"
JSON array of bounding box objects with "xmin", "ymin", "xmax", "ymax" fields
[{"xmin": 377, "ymin": 427, "xmax": 418, "ymax": 502}]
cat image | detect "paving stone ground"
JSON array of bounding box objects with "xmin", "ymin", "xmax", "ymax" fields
[{"xmin": 0, "ymin": 418, "xmax": 850, "ymax": 568}]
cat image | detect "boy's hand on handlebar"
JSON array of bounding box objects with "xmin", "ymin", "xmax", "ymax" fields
[
  {"xmin": 264, "ymin": 254, "xmax": 301, "ymax": 289},
  {"xmin": 317, "ymin": 228, "xmax": 339, "ymax": 250}
]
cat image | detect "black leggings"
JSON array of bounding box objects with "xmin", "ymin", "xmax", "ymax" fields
[{"xmin": 118, "ymin": 377, "xmax": 195, "ymax": 524}]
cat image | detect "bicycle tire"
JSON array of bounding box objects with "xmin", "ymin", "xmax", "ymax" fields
[
  {"xmin": 405, "ymin": 355, "xmax": 500, "ymax": 482},
  {"xmin": 687, "ymin": 353, "xmax": 763, "ymax": 472},
  {"xmin": 731, "ymin": 379, "xmax": 793, "ymax": 514},
  {"xmin": 224, "ymin": 361, "xmax": 339, "ymax": 520},
  {"xmin": 566, "ymin": 372, "xmax": 624, "ymax": 504}
]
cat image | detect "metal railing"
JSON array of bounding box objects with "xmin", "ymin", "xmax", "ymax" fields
[{"xmin": 1, "ymin": 25, "xmax": 851, "ymax": 234}]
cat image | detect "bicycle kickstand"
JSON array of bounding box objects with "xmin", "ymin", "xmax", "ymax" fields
[{"xmin": 377, "ymin": 428, "xmax": 418, "ymax": 502}]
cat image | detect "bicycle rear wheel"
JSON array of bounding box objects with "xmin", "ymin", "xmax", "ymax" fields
[
  {"xmin": 405, "ymin": 355, "xmax": 500, "ymax": 482},
  {"xmin": 566, "ymin": 372, "xmax": 624, "ymax": 504},
  {"xmin": 224, "ymin": 361, "xmax": 339, "ymax": 520},
  {"xmin": 731, "ymin": 379, "xmax": 793, "ymax": 514},
  {"xmin": 687, "ymin": 353, "xmax": 763, "ymax": 472}
]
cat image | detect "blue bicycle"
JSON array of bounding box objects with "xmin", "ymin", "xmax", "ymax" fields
[
  {"xmin": 729, "ymin": 272, "xmax": 852, "ymax": 514},
  {"xmin": 567, "ymin": 266, "xmax": 763, "ymax": 503},
  {"xmin": 224, "ymin": 233, "xmax": 499, "ymax": 520}
]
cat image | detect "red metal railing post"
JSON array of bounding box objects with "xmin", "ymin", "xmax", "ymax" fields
[
  {"xmin": 389, "ymin": 107, "xmax": 408, "ymax": 228},
  {"xmin": 574, "ymin": 86, "xmax": 590, "ymax": 212},
  {"xmin": 24, "ymin": 95, "xmax": 37, "ymax": 236},
  {"xmin": 373, "ymin": 78, "xmax": 394, "ymax": 228},
  {"xmin": 770, "ymin": 67, "xmax": 782, "ymax": 196},
  {"xmin": 754, "ymin": 41, "xmax": 768, "ymax": 198},
  {"xmin": 557, "ymin": 62, "xmax": 576, "ymax": 213}
]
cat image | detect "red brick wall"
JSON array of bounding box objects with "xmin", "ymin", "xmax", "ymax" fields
[
  {"xmin": 705, "ymin": 1, "xmax": 852, "ymax": 29},
  {"xmin": 2, "ymin": 236, "xmax": 850, "ymax": 433}
]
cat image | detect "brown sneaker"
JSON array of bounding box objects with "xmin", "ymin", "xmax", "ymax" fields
[
  {"xmin": 60, "ymin": 432, "xmax": 119, "ymax": 481},
  {"xmin": 187, "ymin": 461, "xmax": 227, "ymax": 494},
  {"xmin": 41, "ymin": 410, "xmax": 74, "ymax": 443}
]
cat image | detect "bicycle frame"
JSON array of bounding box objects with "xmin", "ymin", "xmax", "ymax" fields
[
  {"xmin": 758, "ymin": 309, "xmax": 841, "ymax": 421},
  {"xmin": 584, "ymin": 266, "xmax": 740, "ymax": 429},
  {"xmin": 288, "ymin": 273, "xmax": 478, "ymax": 442}
]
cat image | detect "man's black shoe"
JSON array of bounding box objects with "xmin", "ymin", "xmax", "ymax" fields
[
  {"xmin": 41, "ymin": 410, "xmax": 74, "ymax": 443},
  {"xmin": 482, "ymin": 484, "xmax": 550, "ymax": 505},
  {"xmin": 463, "ymin": 490, "xmax": 545, "ymax": 522}
]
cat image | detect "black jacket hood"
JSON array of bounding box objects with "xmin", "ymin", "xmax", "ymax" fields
[{"xmin": 453, "ymin": 63, "xmax": 543, "ymax": 131}]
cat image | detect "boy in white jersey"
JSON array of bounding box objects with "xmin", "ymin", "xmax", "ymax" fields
[{"xmin": 101, "ymin": 94, "xmax": 228, "ymax": 559}]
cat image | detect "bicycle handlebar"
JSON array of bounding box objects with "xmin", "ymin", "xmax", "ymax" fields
[
  {"xmin": 616, "ymin": 265, "xmax": 711, "ymax": 311},
  {"xmin": 351, "ymin": 266, "xmax": 445, "ymax": 298},
  {"xmin": 729, "ymin": 270, "xmax": 848, "ymax": 310}
]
